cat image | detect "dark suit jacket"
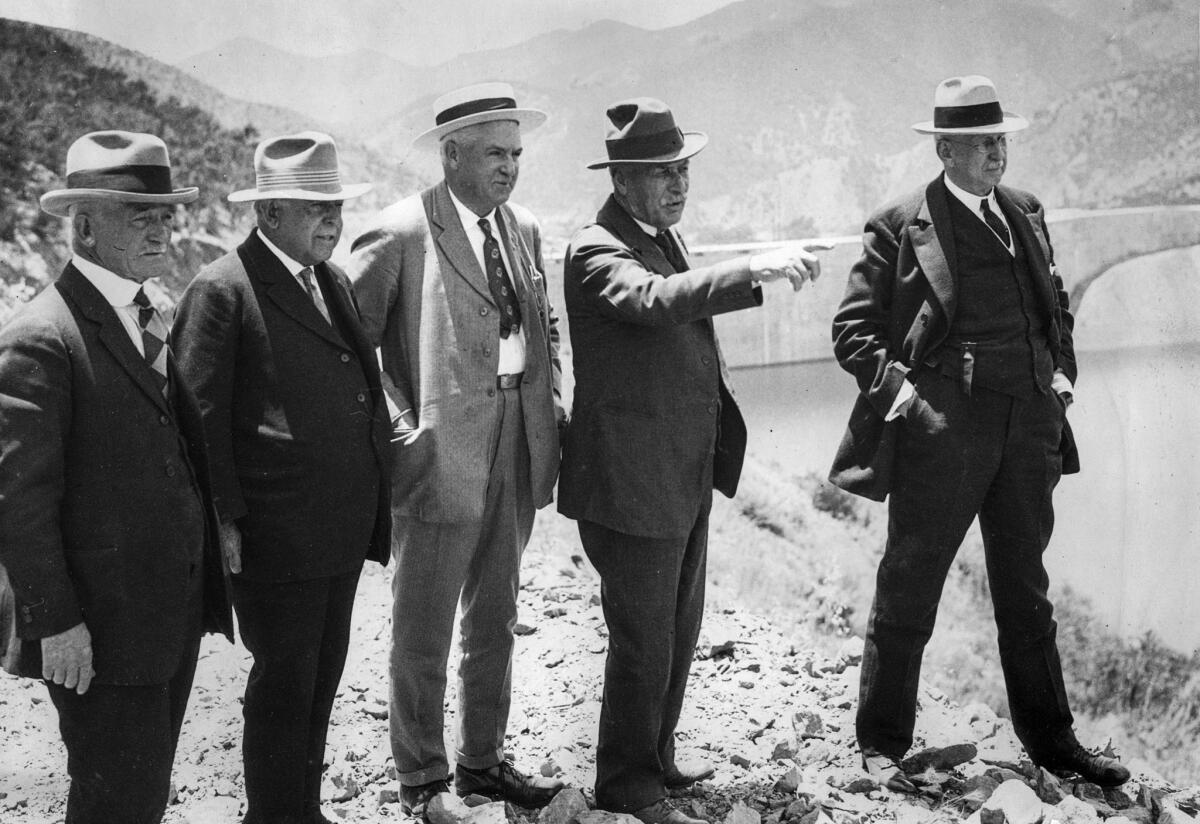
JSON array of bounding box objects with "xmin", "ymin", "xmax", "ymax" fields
[
  {"xmin": 0, "ymin": 264, "xmax": 232, "ymax": 684},
  {"xmin": 349, "ymin": 182, "xmax": 562, "ymax": 522},
  {"xmin": 829, "ymin": 175, "xmax": 1079, "ymax": 501},
  {"xmin": 558, "ymin": 196, "xmax": 763, "ymax": 539},
  {"xmin": 173, "ymin": 231, "xmax": 392, "ymax": 581}
]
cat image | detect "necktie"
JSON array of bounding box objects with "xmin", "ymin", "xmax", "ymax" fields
[
  {"xmin": 654, "ymin": 230, "xmax": 688, "ymax": 272},
  {"xmin": 299, "ymin": 266, "xmax": 331, "ymax": 324},
  {"xmin": 980, "ymin": 199, "xmax": 1011, "ymax": 249},
  {"xmin": 478, "ymin": 217, "xmax": 521, "ymax": 338},
  {"xmin": 132, "ymin": 288, "xmax": 170, "ymax": 397}
]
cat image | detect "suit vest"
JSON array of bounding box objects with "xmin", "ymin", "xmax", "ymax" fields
[{"xmin": 942, "ymin": 195, "xmax": 1054, "ymax": 397}]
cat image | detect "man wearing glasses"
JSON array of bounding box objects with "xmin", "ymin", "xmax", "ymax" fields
[{"xmin": 829, "ymin": 76, "xmax": 1131, "ymax": 789}]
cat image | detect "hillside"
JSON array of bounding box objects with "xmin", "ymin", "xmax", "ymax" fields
[{"xmin": 2, "ymin": 462, "xmax": 1199, "ymax": 822}]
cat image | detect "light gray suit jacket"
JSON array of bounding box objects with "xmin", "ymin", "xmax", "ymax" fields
[{"xmin": 348, "ymin": 181, "xmax": 562, "ymax": 523}]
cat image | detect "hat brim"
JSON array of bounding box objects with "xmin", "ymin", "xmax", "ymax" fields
[
  {"xmin": 911, "ymin": 112, "xmax": 1029, "ymax": 135},
  {"xmin": 227, "ymin": 182, "xmax": 373, "ymax": 203},
  {"xmin": 39, "ymin": 187, "xmax": 199, "ymax": 218},
  {"xmin": 586, "ymin": 131, "xmax": 709, "ymax": 170},
  {"xmin": 412, "ymin": 109, "xmax": 547, "ymax": 151}
]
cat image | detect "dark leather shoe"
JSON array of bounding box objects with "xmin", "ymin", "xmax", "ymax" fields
[
  {"xmin": 401, "ymin": 778, "xmax": 451, "ymax": 817},
  {"xmin": 862, "ymin": 753, "xmax": 917, "ymax": 793},
  {"xmin": 664, "ymin": 759, "xmax": 716, "ymax": 789},
  {"xmin": 1040, "ymin": 743, "xmax": 1131, "ymax": 787},
  {"xmin": 632, "ymin": 799, "xmax": 707, "ymax": 824},
  {"xmin": 455, "ymin": 760, "xmax": 563, "ymax": 808}
]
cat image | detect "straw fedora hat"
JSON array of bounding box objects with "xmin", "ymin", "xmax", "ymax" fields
[
  {"xmin": 411, "ymin": 82, "xmax": 546, "ymax": 151},
  {"xmin": 586, "ymin": 98, "xmax": 708, "ymax": 170},
  {"xmin": 911, "ymin": 75, "xmax": 1029, "ymax": 135},
  {"xmin": 228, "ymin": 131, "xmax": 371, "ymax": 202},
  {"xmin": 40, "ymin": 131, "xmax": 199, "ymax": 218}
]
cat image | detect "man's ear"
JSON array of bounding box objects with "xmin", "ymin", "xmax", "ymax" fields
[{"xmin": 72, "ymin": 210, "xmax": 97, "ymax": 248}]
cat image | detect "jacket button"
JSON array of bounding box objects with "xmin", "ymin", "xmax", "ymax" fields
[
  {"xmin": 357, "ymin": 393, "xmax": 366, "ymax": 403},
  {"xmin": 340, "ymin": 353, "xmax": 351, "ymax": 363},
  {"xmin": 480, "ymin": 307, "xmax": 490, "ymax": 316},
  {"xmin": 701, "ymin": 356, "xmax": 712, "ymax": 365},
  {"xmin": 160, "ymin": 414, "xmax": 170, "ymax": 425},
  {"xmin": 484, "ymin": 347, "xmax": 492, "ymax": 356},
  {"xmin": 165, "ymin": 464, "xmax": 177, "ymax": 477},
  {"xmin": 487, "ymin": 388, "xmax": 496, "ymax": 397},
  {"xmin": 707, "ymin": 404, "xmax": 718, "ymax": 415}
]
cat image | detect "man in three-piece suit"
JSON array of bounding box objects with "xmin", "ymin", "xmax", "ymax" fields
[
  {"xmin": 559, "ymin": 98, "xmax": 824, "ymax": 824},
  {"xmin": 173, "ymin": 132, "xmax": 393, "ymax": 824},
  {"xmin": 829, "ymin": 76, "xmax": 1129, "ymax": 788},
  {"xmin": 0, "ymin": 131, "xmax": 232, "ymax": 824},
  {"xmin": 348, "ymin": 83, "xmax": 564, "ymax": 815}
]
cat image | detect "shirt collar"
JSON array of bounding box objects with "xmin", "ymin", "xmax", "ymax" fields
[
  {"xmin": 942, "ymin": 173, "xmax": 999, "ymax": 215},
  {"xmin": 71, "ymin": 255, "xmax": 142, "ymax": 306},
  {"xmin": 447, "ymin": 185, "xmax": 497, "ymax": 231},
  {"xmin": 256, "ymin": 228, "xmax": 308, "ymax": 276}
]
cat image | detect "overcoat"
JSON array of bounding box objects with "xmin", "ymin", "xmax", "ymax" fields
[
  {"xmin": 558, "ymin": 195, "xmax": 762, "ymax": 539},
  {"xmin": 829, "ymin": 175, "xmax": 1079, "ymax": 501},
  {"xmin": 348, "ymin": 181, "xmax": 563, "ymax": 523},
  {"xmin": 0, "ymin": 264, "xmax": 232, "ymax": 683},
  {"xmin": 173, "ymin": 231, "xmax": 393, "ymax": 580}
]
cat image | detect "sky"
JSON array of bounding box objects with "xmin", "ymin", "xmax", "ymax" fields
[{"xmin": 2, "ymin": 0, "xmax": 736, "ymax": 64}]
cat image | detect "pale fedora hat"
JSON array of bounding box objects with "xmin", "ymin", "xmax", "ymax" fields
[
  {"xmin": 40, "ymin": 131, "xmax": 199, "ymax": 218},
  {"xmin": 587, "ymin": 98, "xmax": 708, "ymax": 170},
  {"xmin": 911, "ymin": 75, "xmax": 1029, "ymax": 135},
  {"xmin": 412, "ymin": 82, "xmax": 547, "ymax": 151},
  {"xmin": 228, "ymin": 131, "xmax": 371, "ymax": 202}
]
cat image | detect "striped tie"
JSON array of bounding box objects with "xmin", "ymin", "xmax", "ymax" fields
[
  {"xmin": 132, "ymin": 288, "xmax": 170, "ymax": 397},
  {"xmin": 299, "ymin": 266, "xmax": 332, "ymax": 324}
]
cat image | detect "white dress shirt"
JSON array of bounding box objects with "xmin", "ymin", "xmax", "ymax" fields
[
  {"xmin": 72, "ymin": 255, "xmax": 148, "ymax": 355},
  {"xmin": 447, "ymin": 187, "xmax": 526, "ymax": 376}
]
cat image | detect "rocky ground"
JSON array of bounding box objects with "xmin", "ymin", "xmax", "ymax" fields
[{"xmin": 1, "ymin": 494, "xmax": 1197, "ymax": 823}]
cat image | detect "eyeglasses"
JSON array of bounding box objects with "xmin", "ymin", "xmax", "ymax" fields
[{"xmin": 946, "ymin": 135, "xmax": 1011, "ymax": 154}]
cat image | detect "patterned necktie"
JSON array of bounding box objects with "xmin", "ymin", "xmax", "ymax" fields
[
  {"xmin": 654, "ymin": 230, "xmax": 688, "ymax": 272},
  {"xmin": 980, "ymin": 199, "xmax": 1012, "ymax": 249},
  {"xmin": 478, "ymin": 217, "xmax": 521, "ymax": 338},
  {"xmin": 132, "ymin": 288, "xmax": 170, "ymax": 397},
  {"xmin": 299, "ymin": 266, "xmax": 332, "ymax": 324}
]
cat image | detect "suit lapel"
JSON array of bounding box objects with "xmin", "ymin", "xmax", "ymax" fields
[
  {"xmin": 426, "ymin": 182, "xmax": 494, "ymax": 304},
  {"xmin": 996, "ymin": 186, "xmax": 1057, "ymax": 313},
  {"xmin": 56, "ymin": 265, "xmax": 171, "ymax": 414},
  {"xmin": 240, "ymin": 232, "xmax": 346, "ymax": 349},
  {"xmin": 912, "ymin": 176, "xmax": 958, "ymax": 322},
  {"xmin": 597, "ymin": 196, "xmax": 675, "ymax": 275}
]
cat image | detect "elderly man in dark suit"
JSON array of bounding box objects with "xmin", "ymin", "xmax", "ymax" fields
[
  {"xmin": 559, "ymin": 98, "xmax": 824, "ymax": 824},
  {"xmin": 173, "ymin": 132, "xmax": 393, "ymax": 824},
  {"xmin": 829, "ymin": 76, "xmax": 1130, "ymax": 789},
  {"xmin": 348, "ymin": 82, "xmax": 564, "ymax": 816},
  {"xmin": 0, "ymin": 131, "xmax": 232, "ymax": 824}
]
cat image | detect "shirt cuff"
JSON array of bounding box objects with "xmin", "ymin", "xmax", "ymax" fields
[
  {"xmin": 1051, "ymin": 370, "xmax": 1074, "ymax": 396},
  {"xmin": 885, "ymin": 380, "xmax": 915, "ymax": 421}
]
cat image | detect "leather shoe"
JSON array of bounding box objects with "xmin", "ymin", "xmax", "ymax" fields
[
  {"xmin": 455, "ymin": 759, "xmax": 563, "ymax": 808},
  {"xmin": 401, "ymin": 778, "xmax": 451, "ymax": 817},
  {"xmin": 1039, "ymin": 743, "xmax": 1131, "ymax": 787},
  {"xmin": 862, "ymin": 753, "xmax": 917, "ymax": 793},
  {"xmin": 632, "ymin": 799, "xmax": 707, "ymax": 824},
  {"xmin": 664, "ymin": 759, "xmax": 716, "ymax": 789}
]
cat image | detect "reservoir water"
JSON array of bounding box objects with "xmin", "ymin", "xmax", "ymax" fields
[{"xmin": 732, "ymin": 341, "xmax": 1200, "ymax": 653}]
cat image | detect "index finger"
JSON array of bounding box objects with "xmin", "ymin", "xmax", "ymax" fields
[{"xmin": 801, "ymin": 240, "xmax": 836, "ymax": 252}]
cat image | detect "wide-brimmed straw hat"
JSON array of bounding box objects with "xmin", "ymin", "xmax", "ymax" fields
[
  {"xmin": 911, "ymin": 75, "xmax": 1029, "ymax": 135},
  {"xmin": 412, "ymin": 82, "xmax": 546, "ymax": 151},
  {"xmin": 228, "ymin": 131, "xmax": 371, "ymax": 202},
  {"xmin": 40, "ymin": 131, "xmax": 199, "ymax": 218},
  {"xmin": 587, "ymin": 98, "xmax": 708, "ymax": 170}
]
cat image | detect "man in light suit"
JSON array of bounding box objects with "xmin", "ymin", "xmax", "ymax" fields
[
  {"xmin": 173, "ymin": 132, "xmax": 393, "ymax": 824},
  {"xmin": 348, "ymin": 83, "xmax": 564, "ymax": 815},
  {"xmin": 559, "ymin": 98, "xmax": 823, "ymax": 824},
  {"xmin": 829, "ymin": 76, "xmax": 1129, "ymax": 788},
  {"xmin": 0, "ymin": 131, "xmax": 232, "ymax": 824}
]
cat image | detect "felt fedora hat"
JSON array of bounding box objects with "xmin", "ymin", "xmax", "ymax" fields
[
  {"xmin": 412, "ymin": 82, "xmax": 547, "ymax": 150},
  {"xmin": 587, "ymin": 97, "xmax": 708, "ymax": 170},
  {"xmin": 912, "ymin": 75, "xmax": 1029, "ymax": 135},
  {"xmin": 228, "ymin": 131, "xmax": 372, "ymax": 202},
  {"xmin": 40, "ymin": 131, "xmax": 199, "ymax": 218}
]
